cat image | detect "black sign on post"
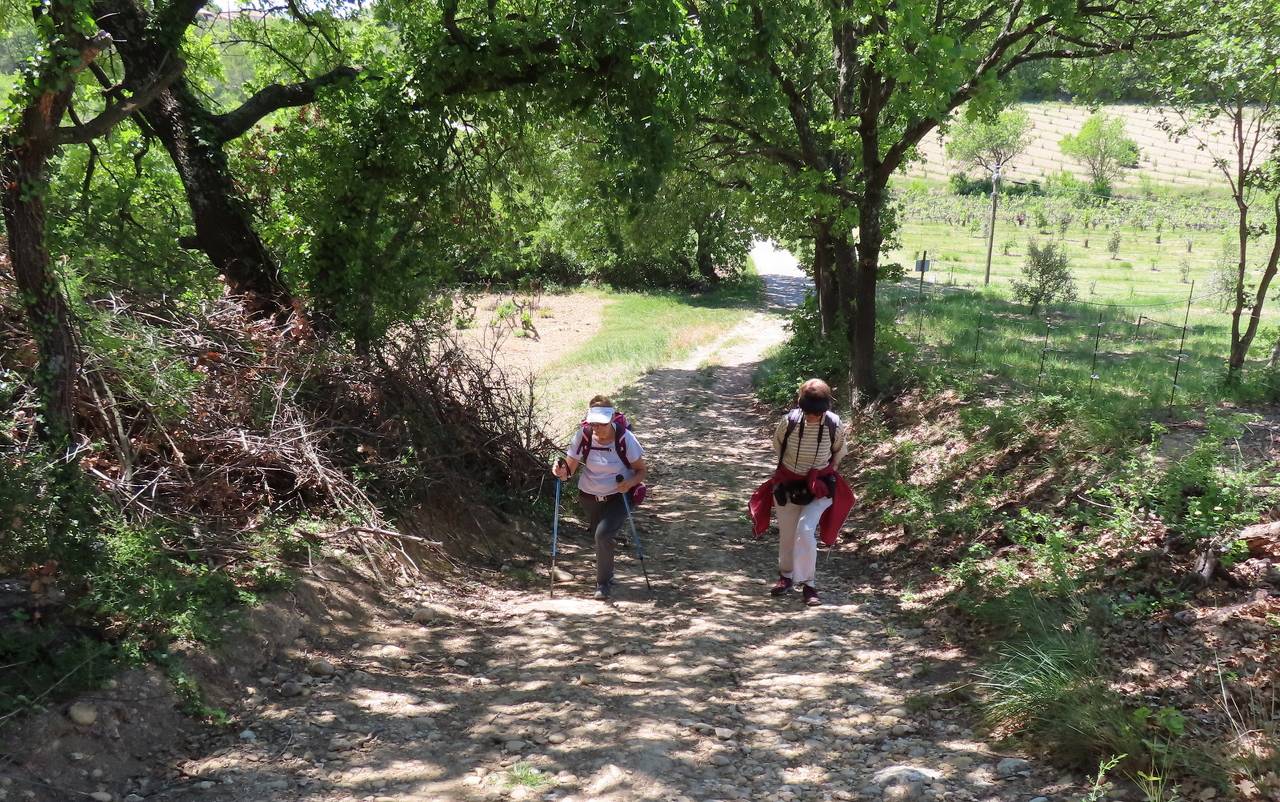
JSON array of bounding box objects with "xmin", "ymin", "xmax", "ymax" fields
[{"xmin": 915, "ymin": 252, "xmax": 930, "ymax": 272}]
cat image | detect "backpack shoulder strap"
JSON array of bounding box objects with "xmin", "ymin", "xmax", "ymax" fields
[
  {"xmin": 778, "ymin": 409, "xmax": 802, "ymax": 469},
  {"xmin": 824, "ymin": 412, "xmax": 838, "ymax": 455},
  {"xmin": 577, "ymin": 423, "xmax": 592, "ymax": 460},
  {"xmin": 614, "ymin": 418, "xmax": 632, "ymax": 470}
]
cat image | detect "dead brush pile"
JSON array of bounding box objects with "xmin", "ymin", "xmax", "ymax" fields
[{"xmin": 1, "ymin": 279, "xmax": 557, "ymax": 579}]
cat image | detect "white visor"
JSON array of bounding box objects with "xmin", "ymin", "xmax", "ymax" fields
[{"xmin": 585, "ymin": 406, "xmax": 614, "ymax": 424}]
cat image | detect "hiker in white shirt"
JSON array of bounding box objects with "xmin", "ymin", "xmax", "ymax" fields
[{"xmin": 552, "ymin": 395, "xmax": 648, "ymax": 601}]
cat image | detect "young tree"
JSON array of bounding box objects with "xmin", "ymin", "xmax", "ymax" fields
[
  {"xmin": 695, "ymin": 1, "xmax": 1180, "ymax": 396},
  {"xmin": 1012, "ymin": 239, "xmax": 1077, "ymax": 316},
  {"xmin": 1148, "ymin": 0, "xmax": 1280, "ymax": 382},
  {"xmin": 1059, "ymin": 112, "xmax": 1141, "ymax": 195},
  {"xmin": 946, "ymin": 108, "xmax": 1033, "ymax": 286},
  {"xmin": 1, "ymin": 0, "xmax": 181, "ymax": 444}
]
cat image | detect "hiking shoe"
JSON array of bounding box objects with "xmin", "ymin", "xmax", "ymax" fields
[
  {"xmin": 802, "ymin": 585, "xmax": 821, "ymax": 607},
  {"xmin": 769, "ymin": 576, "xmax": 793, "ymax": 597},
  {"xmin": 594, "ymin": 584, "xmax": 611, "ymax": 601}
]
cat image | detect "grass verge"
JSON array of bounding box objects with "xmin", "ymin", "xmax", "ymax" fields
[{"xmin": 539, "ymin": 274, "xmax": 763, "ymax": 433}]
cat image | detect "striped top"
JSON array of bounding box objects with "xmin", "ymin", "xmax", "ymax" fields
[{"xmin": 772, "ymin": 412, "xmax": 849, "ymax": 473}]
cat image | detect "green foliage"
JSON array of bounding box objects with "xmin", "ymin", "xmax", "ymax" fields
[
  {"xmin": 1149, "ymin": 414, "xmax": 1269, "ymax": 546},
  {"xmin": 1043, "ymin": 170, "xmax": 1091, "ymax": 200},
  {"xmin": 978, "ymin": 619, "xmax": 1131, "ymax": 766},
  {"xmin": 84, "ymin": 520, "xmax": 249, "ymax": 652},
  {"xmin": 505, "ymin": 763, "xmax": 553, "ymax": 790},
  {"xmin": 946, "ymin": 108, "xmax": 1033, "ymax": 176},
  {"xmin": 0, "ymin": 627, "xmax": 118, "ymax": 723},
  {"xmin": 164, "ymin": 662, "xmax": 231, "ymax": 726},
  {"xmin": 754, "ymin": 296, "xmax": 850, "ymax": 408},
  {"xmin": 46, "ymin": 128, "xmax": 214, "ymax": 299},
  {"xmin": 951, "ymin": 173, "xmax": 1043, "ymax": 197},
  {"xmin": 1011, "ymin": 239, "xmax": 1078, "ymax": 316},
  {"xmin": 1059, "ymin": 113, "xmax": 1141, "ymax": 196},
  {"xmin": 0, "ymin": 417, "xmax": 103, "ymax": 570}
]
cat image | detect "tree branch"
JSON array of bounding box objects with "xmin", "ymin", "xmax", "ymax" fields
[
  {"xmin": 211, "ymin": 65, "xmax": 359, "ymax": 142},
  {"xmin": 749, "ymin": 1, "xmax": 823, "ymax": 169},
  {"xmin": 56, "ymin": 58, "xmax": 185, "ymax": 145}
]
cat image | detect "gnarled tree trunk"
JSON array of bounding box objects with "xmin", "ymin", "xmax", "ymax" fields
[
  {"xmin": 2, "ymin": 146, "xmax": 79, "ymax": 443},
  {"xmin": 94, "ymin": 0, "xmax": 294, "ymax": 317}
]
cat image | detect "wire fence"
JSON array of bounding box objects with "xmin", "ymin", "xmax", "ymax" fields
[{"xmin": 879, "ymin": 274, "xmax": 1270, "ymax": 411}]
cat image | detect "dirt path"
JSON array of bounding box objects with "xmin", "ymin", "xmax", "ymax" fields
[{"xmin": 48, "ymin": 245, "xmax": 1074, "ymax": 802}]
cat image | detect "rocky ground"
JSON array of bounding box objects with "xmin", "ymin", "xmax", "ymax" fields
[{"xmin": 3, "ymin": 245, "xmax": 1089, "ymax": 802}]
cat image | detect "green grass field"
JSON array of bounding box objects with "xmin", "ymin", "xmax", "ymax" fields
[
  {"xmin": 882, "ymin": 214, "xmax": 1279, "ymax": 418},
  {"xmin": 539, "ymin": 274, "xmax": 763, "ymax": 434}
]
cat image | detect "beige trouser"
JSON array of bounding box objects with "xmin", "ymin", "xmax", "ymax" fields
[{"xmin": 776, "ymin": 496, "xmax": 832, "ymax": 587}]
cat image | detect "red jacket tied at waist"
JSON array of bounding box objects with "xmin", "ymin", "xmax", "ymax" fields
[{"xmin": 749, "ymin": 464, "xmax": 855, "ymax": 546}]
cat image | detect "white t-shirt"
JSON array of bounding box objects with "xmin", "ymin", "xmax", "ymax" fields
[{"xmin": 567, "ymin": 428, "xmax": 645, "ymax": 496}]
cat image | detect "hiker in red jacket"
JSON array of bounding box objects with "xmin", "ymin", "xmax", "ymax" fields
[
  {"xmin": 749, "ymin": 379, "xmax": 855, "ymax": 607},
  {"xmin": 552, "ymin": 394, "xmax": 648, "ymax": 601}
]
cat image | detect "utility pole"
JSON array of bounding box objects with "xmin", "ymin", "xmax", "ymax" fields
[{"xmin": 983, "ymin": 164, "xmax": 1001, "ymax": 287}]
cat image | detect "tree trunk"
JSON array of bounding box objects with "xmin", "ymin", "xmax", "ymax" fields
[
  {"xmin": 1234, "ymin": 196, "xmax": 1280, "ymax": 376},
  {"xmin": 849, "ymin": 186, "xmax": 886, "ymax": 397},
  {"xmin": 811, "ymin": 218, "xmax": 838, "ymax": 335},
  {"xmin": 0, "ymin": 20, "xmax": 102, "ymax": 445},
  {"xmin": 694, "ymin": 216, "xmax": 719, "ymax": 285},
  {"xmin": 94, "ymin": 0, "xmax": 294, "ymax": 318},
  {"xmin": 1226, "ymin": 183, "xmax": 1251, "ymax": 380},
  {"xmin": 148, "ymin": 88, "xmax": 292, "ymax": 315},
  {"xmin": 2, "ymin": 148, "xmax": 79, "ymax": 444}
]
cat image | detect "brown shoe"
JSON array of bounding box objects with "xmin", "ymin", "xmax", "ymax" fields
[
  {"xmin": 802, "ymin": 585, "xmax": 821, "ymax": 607},
  {"xmin": 769, "ymin": 576, "xmax": 793, "ymax": 597}
]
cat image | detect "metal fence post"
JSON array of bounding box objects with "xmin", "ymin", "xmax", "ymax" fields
[
  {"xmin": 1036, "ymin": 317, "xmax": 1052, "ymax": 393},
  {"xmin": 1169, "ymin": 280, "xmax": 1195, "ymax": 410},
  {"xmin": 1088, "ymin": 311, "xmax": 1104, "ymax": 397},
  {"xmin": 916, "ymin": 252, "xmax": 927, "ymax": 341},
  {"xmin": 972, "ymin": 312, "xmax": 984, "ymax": 365}
]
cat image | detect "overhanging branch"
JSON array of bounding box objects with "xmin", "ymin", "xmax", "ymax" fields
[
  {"xmin": 56, "ymin": 58, "xmax": 186, "ymax": 145},
  {"xmin": 211, "ymin": 65, "xmax": 360, "ymax": 142}
]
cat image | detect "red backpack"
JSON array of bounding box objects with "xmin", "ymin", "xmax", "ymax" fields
[
  {"xmin": 578, "ymin": 411, "xmax": 646, "ymax": 504},
  {"xmin": 577, "ymin": 411, "xmax": 635, "ymax": 469}
]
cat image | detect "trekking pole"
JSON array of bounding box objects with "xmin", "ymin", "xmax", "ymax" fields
[
  {"xmin": 550, "ymin": 463, "xmax": 564, "ymax": 598},
  {"xmin": 616, "ymin": 475, "xmax": 652, "ymax": 593}
]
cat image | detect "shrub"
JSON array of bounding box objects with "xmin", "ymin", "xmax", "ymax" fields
[
  {"xmin": 950, "ymin": 173, "xmax": 1042, "ymax": 197},
  {"xmin": 951, "ymin": 172, "xmax": 993, "ymax": 196},
  {"xmin": 1107, "ymin": 231, "xmax": 1122, "ymax": 259},
  {"xmin": 1033, "ymin": 206, "xmax": 1051, "ymax": 232},
  {"xmin": 1044, "ymin": 169, "xmax": 1089, "ymax": 200},
  {"xmin": 754, "ymin": 296, "xmax": 850, "ymax": 408},
  {"xmin": 1012, "ymin": 239, "xmax": 1078, "ymax": 316}
]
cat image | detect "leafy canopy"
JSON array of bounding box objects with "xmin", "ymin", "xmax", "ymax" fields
[{"xmin": 946, "ymin": 108, "xmax": 1033, "ymax": 177}]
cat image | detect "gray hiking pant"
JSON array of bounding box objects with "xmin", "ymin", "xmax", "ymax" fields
[{"xmin": 578, "ymin": 491, "xmax": 628, "ymax": 589}]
